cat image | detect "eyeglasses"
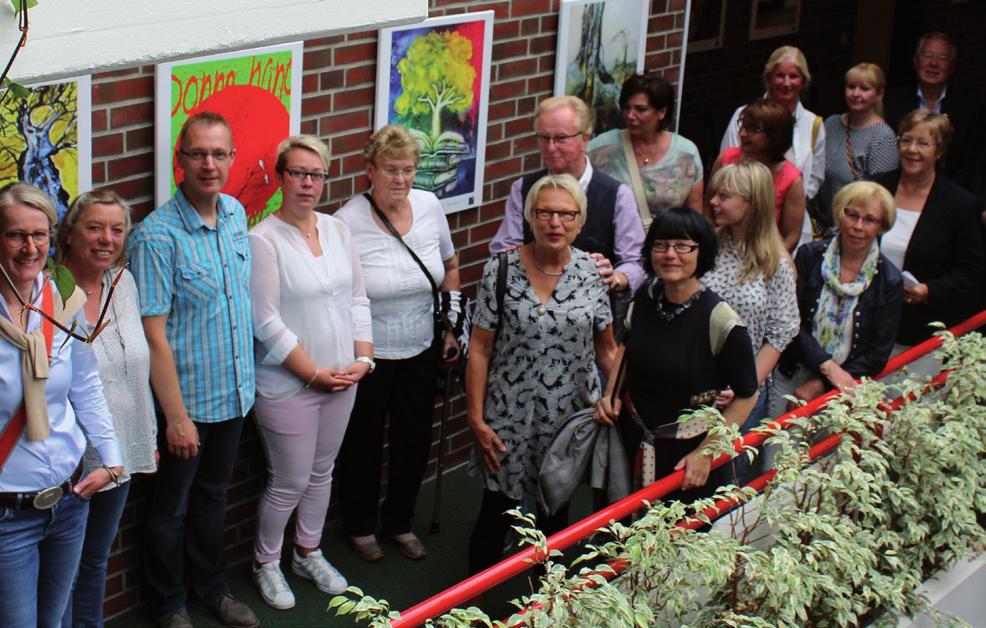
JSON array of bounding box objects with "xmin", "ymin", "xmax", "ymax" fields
[
  {"xmin": 843, "ymin": 210, "xmax": 882, "ymax": 228},
  {"xmin": 380, "ymin": 166, "xmax": 417, "ymax": 179},
  {"xmin": 3, "ymin": 230, "xmax": 51, "ymax": 247},
  {"xmin": 284, "ymin": 168, "xmax": 328, "ymax": 182},
  {"xmin": 898, "ymin": 136, "xmax": 935, "ymax": 150},
  {"xmin": 535, "ymin": 132, "xmax": 582, "ymax": 145},
  {"xmin": 737, "ymin": 121, "xmax": 764, "ymax": 134},
  {"xmin": 533, "ymin": 209, "xmax": 579, "ymax": 223},
  {"xmin": 179, "ymin": 150, "xmax": 233, "ymax": 162},
  {"xmin": 918, "ymin": 51, "xmax": 952, "ymax": 63},
  {"xmin": 652, "ymin": 241, "xmax": 700, "ymax": 254}
]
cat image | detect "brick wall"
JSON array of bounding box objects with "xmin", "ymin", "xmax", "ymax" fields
[{"xmin": 96, "ymin": 0, "xmax": 686, "ymax": 618}]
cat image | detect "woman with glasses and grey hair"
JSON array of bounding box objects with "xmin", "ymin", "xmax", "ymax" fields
[
  {"xmin": 55, "ymin": 189, "xmax": 156, "ymax": 628},
  {"xmin": 466, "ymin": 173, "xmax": 616, "ymax": 574},
  {"xmin": 248, "ymin": 135, "xmax": 373, "ymax": 609}
]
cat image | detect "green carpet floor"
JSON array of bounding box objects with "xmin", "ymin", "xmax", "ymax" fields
[{"xmin": 108, "ymin": 463, "xmax": 596, "ymax": 627}]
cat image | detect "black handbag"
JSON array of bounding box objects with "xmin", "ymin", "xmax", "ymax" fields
[{"xmin": 363, "ymin": 193, "xmax": 472, "ymax": 391}]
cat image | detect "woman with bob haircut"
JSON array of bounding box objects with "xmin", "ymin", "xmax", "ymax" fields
[
  {"xmin": 710, "ymin": 98, "xmax": 806, "ymax": 252},
  {"xmin": 702, "ymin": 162, "xmax": 799, "ymax": 475},
  {"xmin": 466, "ymin": 173, "xmax": 616, "ymax": 573},
  {"xmin": 336, "ymin": 124, "xmax": 461, "ymax": 564},
  {"xmin": 817, "ymin": 63, "xmax": 899, "ymax": 228},
  {"xmin": 595, "ymin": 207, "xmax": 758, "ymax": 501},
  {"xmin": 721, "ymin": 46, "xmax": 825, "ymax": 204},
  {"xmin": 587, "ymin": 72, "xmax": 704, "ymax": 225},
  {"xmin": 875, "ymin": 110, "xmax": 985, "ymax": 348},
  {"xmin": 248, "ymin": 134, "xmax": 373, "ymax": 609},
  {"xmin": 770, "ymin": 180, "xmax": 904, "ymax": 417},
  {"xmin": 56, "ymin": 189, "xmax": 156, "ymax": 628}
]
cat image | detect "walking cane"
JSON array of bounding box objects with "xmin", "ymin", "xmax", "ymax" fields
[{"xmin": 430, "ymin": 364, "xmax": 457, "ymax": 533}]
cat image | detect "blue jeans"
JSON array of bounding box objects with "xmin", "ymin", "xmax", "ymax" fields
[
  {"xmin": 62, "ymin": 481, "xmax": 131, "ymax": 628},
  {"xmin": 0, "ymin": 490, "xmax": 90, "ymax": 627}
]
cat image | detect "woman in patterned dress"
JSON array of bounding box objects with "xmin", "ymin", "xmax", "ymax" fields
[{"xmin": 465, "ymin": 174, "xmax": 617, "ymax": 574}]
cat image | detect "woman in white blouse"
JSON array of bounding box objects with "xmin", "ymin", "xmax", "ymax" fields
[
  {"xmin": 56, "ymin": 189, "xmax": 156, "ymax": 628},
  {"xmin": 702, "ymin": 162, "xmax": 800, "ymax": 479},
  {"xmin": 336, "ymin": 124, "xmax": 460, "ymax": 564},
  {"xmin": 248, "ymin": 135, "xmax": 373, "ymax": 610}
]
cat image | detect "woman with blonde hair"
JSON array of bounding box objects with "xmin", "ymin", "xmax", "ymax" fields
[
  {"xmin": 816, "ymin": 64, "xmax": 899, "ymax": 228},
  {"xmin": 702, "ymin": 162, "xmax": 799, "ymax": 477}
]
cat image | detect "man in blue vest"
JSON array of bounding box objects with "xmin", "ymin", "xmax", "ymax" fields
[{"xmin": 489, "ymin": 95, "xmax": 645, "ymax": 296}]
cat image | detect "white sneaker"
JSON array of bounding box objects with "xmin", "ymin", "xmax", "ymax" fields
[
  {"xmin": 252, "ymin": 560, "xmax": 295, "ymax": 610},
  {"xmin": 292, "ymin": 548, "xmax": 348, "ymax": 595}
]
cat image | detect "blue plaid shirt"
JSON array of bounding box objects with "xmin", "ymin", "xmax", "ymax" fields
[{"xmin": 130, "ymin": 188, "xmax": 255, "ymax": 422}]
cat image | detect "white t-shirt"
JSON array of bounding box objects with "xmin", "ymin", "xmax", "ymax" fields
[
  {"xmin": 249, "ymin": 212, "xmax": 373, "ymax": 401},
  {"xmin": 336, "ymin": 189, "xmax": 455, "ymax": 359},
  {"xmin": 881, "ymin": 207, "xmax": 921, "ymax": 272}
]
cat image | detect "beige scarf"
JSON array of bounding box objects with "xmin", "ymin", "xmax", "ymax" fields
[{"xmin": 0, "ymin": 280, "xmax": 86, "ymax": 441}]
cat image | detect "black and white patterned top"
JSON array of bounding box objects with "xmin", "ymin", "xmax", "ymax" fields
[
  {"xmin": 701, "ymin": 236, "xmax": 800, "ymax": 354},
  {"xmin": 471, "ymin": 248, "xmax": 612, "ymax": 500},
  {"xmin": 817, "ymin": 115, "xmax": 899, "ymax": 218}
]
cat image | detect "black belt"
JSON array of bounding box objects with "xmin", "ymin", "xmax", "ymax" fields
[{"xmin": 0, "ymin": 462, "xmax": 83, "ymax": 511}]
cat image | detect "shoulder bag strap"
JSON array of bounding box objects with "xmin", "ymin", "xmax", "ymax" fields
[
  {"xmin": 0, "ymin": 282, "xmax": 54, "ymax": 469},
  {"xmin": 494, "ymin": 252, "xmax": 507, "ymax": 340},
  {"xmin": 618, "ymin": 129, "xmax": 652, "ymax": 230},
  {"xmin": 364, "ymin": 192, "xmax": 440, "ymax": 301}
]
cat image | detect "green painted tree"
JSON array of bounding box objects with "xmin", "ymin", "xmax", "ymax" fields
[{"xmin": 395, "ymin": 30, "xmax": 475, "ymax": 146}]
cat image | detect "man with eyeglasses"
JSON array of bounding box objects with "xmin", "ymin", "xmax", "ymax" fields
[
  {"xmin": 884, "ymin": 31, "xmax": 984, "ymax": 194},
  {"xmin": 489, "ymin": 95, "xmax": 645, "ymax": 297},
  {"xmin": 130, "ymin": 111, "xmax": 258, "ymax": 628}
]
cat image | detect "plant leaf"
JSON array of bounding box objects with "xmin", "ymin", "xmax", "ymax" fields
[
  {"xmin": 9, "ymin": 0, "xmax": 38, "ymax": 14},
  {"xmin": 47, "ymin": 259, "xmax": 76, "ymax": 303}
]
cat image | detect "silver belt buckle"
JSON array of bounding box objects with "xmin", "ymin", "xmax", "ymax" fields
[{"xmin": 32, "ymin": 486, "xmax": 64, "ymax": 510}]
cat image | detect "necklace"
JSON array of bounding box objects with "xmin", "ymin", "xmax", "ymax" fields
[
  {"xmin": 654, "ymin": 285, "xmax": 705, "ymax": 322},
  {"xmin": 530, "ymin": 252, "xmax": 566, "ymax": 277}
]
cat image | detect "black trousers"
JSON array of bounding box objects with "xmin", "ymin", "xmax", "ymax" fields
[
  {"xmin": 337, "ymin": 348, "xmax": 438, "ymax": 536},
  {"xmin": 143, "ymin": 416, "xmax": 244, "ymax": 613},
  {"xmin": 467, "ymin": 489, "xmax": 570, "ymax": 575}
]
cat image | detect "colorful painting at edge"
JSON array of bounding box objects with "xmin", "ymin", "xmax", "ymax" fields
[
  {"xmin": 555, "ymin": 0, "xmax": 649, "ymax": 135},
  {"xmin": 0, "ymin": 75, "xmax": 92, "ymax": 223},
  {"xmin": 375, "ymin": 11, "xmax": 493, "ymax": 214},
  {"xmin": 154, "ymin": 42, "xmax": 302, "ymax": 227}
]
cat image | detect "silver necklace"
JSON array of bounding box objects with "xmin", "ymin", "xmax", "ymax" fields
[
  {"xmin": 654, "ymin": 285, "xmax": 705, "ymax": 322},
  {"xmin": 530, "ymin": 253, "xmax": 565, "ymax": 277}
]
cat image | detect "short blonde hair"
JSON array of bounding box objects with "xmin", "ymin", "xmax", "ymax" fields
[
  {"xmin": 845, "ymin": 63, "xmax": 887, "ymax": 115},
  {"xmin": 832, "ymin": 181, "xmax": 896, "ymax": 233},
  {"xmin": 899, "ymin": 110, "xmax": 953, "ymax": 159},
  {"xmin": 763, "ymin": 46, "xmax": 811, "ymax": 90},
  {"xmin": 0, "ymin": 182, "xmax": 57, "ymax": 228},
  {"xmin": 523, "ymin": 174, "xmax": 587, "ymax": 224},
  {"xmin": 56, "ymin": 189, "xmax": 133, "ymax": 265},
  {"xmin": 534, "ymin": 95, "xmax": 593, "ymax": 136},
  {"xmin": 275, "ymin": 135, "xmax": 330, "ymax": 175},
  {"xmin": 363, "ymin": 124, "xmax": 420, "ymax": 166}
]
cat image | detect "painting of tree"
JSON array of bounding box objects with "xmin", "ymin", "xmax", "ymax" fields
[
  {"xmin": 0, "ymin": 77, "xmax": 92, "ymax": 222},
  {"xmin": 376, "ymin": 11, "xmax": 493, "ymax": 214}
]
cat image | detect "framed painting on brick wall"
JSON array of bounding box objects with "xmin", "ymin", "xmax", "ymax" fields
[
  {"xmin": 0, "ymin": 75, "xmax": 92, "ymax": 223},
  {"xmin": 687, "ymin": 0, "xmax": 728, "ymax": 52},
  {"xmin": 154, "ymin": 42, "xmax": 303, "ymax": 227},
  {"xmin": 749, "ymin": 0, "xmax": 801, "ymax": 41},
  {"xmin": 555, "ymin": 0, "xmax": 648, "ymax": 135},
  {"xmin": 375, "ymin": 11, "xmax": 494, "ymax": 214}
]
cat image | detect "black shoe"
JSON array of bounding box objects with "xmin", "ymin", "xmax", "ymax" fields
[{"xmin": 204, "ymin": 593, "xmax": 260, "ymax": 628}]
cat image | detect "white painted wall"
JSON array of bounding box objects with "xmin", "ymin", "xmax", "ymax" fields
[{"xmin": 0, "ymin": 0, "xmax": 428, "ymax": 84}]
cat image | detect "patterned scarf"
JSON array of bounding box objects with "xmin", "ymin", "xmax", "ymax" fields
[{"xmin": 813, "ymin": 238, "xmax": 879, "ymax": 364}]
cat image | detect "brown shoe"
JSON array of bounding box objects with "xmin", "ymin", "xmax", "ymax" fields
[
  {"xmin": 348, "ymin": 534, "xmax": 384, "ymax": 562},
  {"xmin": 392, "ymin": 532, "xmax": 428, "ymax": 560},
  {"xmin": 153, "ymin": 609, "xmax": 193, "ymax": 628},
  {"xmin": 205, "ymin": 593, "xmax": 260, "ymax": 628}
]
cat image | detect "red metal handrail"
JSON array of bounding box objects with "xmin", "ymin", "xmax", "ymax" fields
[{"xmin": 393, "ymin": 311, "xmax": 986, "ymax": 626}]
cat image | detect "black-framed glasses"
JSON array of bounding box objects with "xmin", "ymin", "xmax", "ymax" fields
[
  {"xmin": 737, "ymin": 120, "xmax": 764, "ymax": 134},
  {"xmin": 652, "ymin": 241, "xmax": 699, "ymax": 254},
  {"xmin": 535, "ymin": 132, "xmax": 582, "ymax": 145},
  {"xmin": 179, "ymin": 149, "xmax": 233, "ymax": 162},
  {"xmin": 3, "ymin": 230, "xmax": 51, "ymax": 247},
  {"xmin": 533, "ymin": 208, "xmax": 579, "ymax": 223},
  {"xmin": 284, "ymin": 168, "xmax": 328, "ymax": 182}
]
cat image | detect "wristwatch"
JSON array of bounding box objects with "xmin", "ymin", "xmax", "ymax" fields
[{"xmin": 356, "ymin": 355, "xmax": 376, "ymax": 373}]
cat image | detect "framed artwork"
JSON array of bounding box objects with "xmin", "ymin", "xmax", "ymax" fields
[
  {"xmin": 686, "ymin": 0, "xmax": 727, "ymax": 52},
  {"xmin": 555, "ymin": 0, "xmax": 648, "ymax": 135},
  {"xmin": 749, "ymin": 0, "xmax": 801, "ymax": 41},
  {"xmin": 155, "ymin": 42, "xmax": 302, "ymax": 226},
  {"xmin": 0, "ymin": 75, "xmax": 92, "ymax": 223},
  {"xmin": 376, "ymin": 11, "xmax": 494, "ymax": 214}
]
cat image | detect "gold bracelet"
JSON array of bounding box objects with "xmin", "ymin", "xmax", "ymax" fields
[
  {"xmin": 305, "ymin": 368, "xmax": 320, "ymax": 389},
  {"xmin": 102, "ymin": 464, "xmax": 122, "ymax": 486}
]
